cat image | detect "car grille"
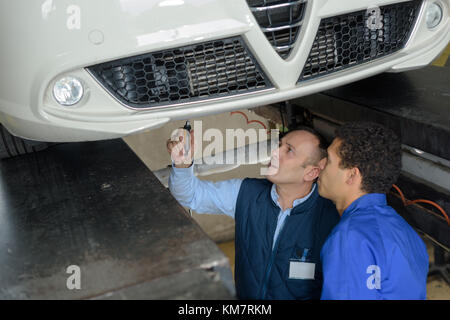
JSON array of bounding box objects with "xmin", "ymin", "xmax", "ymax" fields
[
  {"xmin": 87, "ymin": 37, "xmax": 273, "ymax": 109},
  {"xmin": 247, "ymin": 0, "xmax": 307, "ymax": 59},
  {"xmin": 298, "ymin": 0, "xmax": 422, "ymax": 82}
]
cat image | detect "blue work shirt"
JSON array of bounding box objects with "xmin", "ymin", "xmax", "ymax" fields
[
  {"xmin": 320, "ymin": 193, "xmax": 429, "ymax": 300},
  {"xmin": 168, "ymin": 165, "xmax": 315, "ymax": 249}
]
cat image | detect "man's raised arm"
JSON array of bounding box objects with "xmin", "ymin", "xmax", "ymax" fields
[{"xmin": 167, "ymin": 132, "xmax": 242, "ymax": 218}]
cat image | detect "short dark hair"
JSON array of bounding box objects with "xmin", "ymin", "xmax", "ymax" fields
[
  {"xmin": 335, "ymin": 122, "xmax": 402, "ymax": 194},
  {"xmin": 284, "ymin": 125, "xmax": 328, "ymax": 166}
]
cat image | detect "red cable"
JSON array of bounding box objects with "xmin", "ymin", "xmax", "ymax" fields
[
  {"xmin": 230, "ymin": 111, "xmax": 269, "ymax": 133},
  {"xmin": 392, "ymin": 184, "xmax": 450, "ymax": 226}
]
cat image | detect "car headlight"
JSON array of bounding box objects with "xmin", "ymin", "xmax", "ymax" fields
[
  {"xmin": 53, "ymin": 77, "xmax": 84, "ymax": 106},
  {"xmin": 426, "ymin": 2, "xmax": 443, "ymax": 29}
]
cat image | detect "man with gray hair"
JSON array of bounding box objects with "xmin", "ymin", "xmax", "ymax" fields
[{"xmin": 167, "ymin": 126, "xmax": 339, "ymax": 299}]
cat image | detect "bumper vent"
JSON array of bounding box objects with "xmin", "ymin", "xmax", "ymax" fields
[
  {"xmin": 298, "ymin": 0, "xmax": 422, "ymax": 82},
  {"xmin": 87, "ymin": 37, "xmax": 273, "ymax": 109},
  {"xmin": 247, "ymin": 0, "xmax": 307, "ymax": 59}
]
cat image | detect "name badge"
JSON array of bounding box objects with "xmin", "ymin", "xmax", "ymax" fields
[{"xmin": 289, "ymin": 261, "xmax": 315, "ymax": 280}]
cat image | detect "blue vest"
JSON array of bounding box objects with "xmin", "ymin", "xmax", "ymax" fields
[{"xmin": 234, "ymin": 178, "xmax": 340, "ymax": 299}]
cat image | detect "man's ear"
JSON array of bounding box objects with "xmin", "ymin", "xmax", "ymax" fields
[
  {"xmin": 318, "ymin": 157, "xmax": 327, "ymax": 170},
  {"xmin": 345, "ymin": 167, "xmax": 361, "ymax": 186},
  {"xmin": 304, "ymin": 165, "xmax": 320, "ymax": 182}
]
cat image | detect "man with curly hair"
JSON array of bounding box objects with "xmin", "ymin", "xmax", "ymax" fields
[{"xmin": 317, "ymin": 122, "xmax": 429, "ymax": 300}]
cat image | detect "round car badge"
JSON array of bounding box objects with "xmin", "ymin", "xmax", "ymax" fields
[{"xmin": 89, "ymin": 30, "xmax": 104, "ymax": 45}]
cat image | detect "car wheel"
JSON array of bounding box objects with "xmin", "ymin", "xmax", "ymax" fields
[{"xmin": 0, "ymin": 124, "xmax": 51, "ymax": 159}]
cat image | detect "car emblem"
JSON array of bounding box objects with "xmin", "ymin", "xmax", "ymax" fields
[{"xmin": 366, "ymin": 6, "xmax": 383, "ymax": 31}]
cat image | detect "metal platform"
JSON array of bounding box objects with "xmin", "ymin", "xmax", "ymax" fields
[
  {"xmin": 0, "ymin": 139, "xmax": 234, "ymax": 299},
  {"xmin": 294, "ymin": 65, "xmax": 450, "ymax": 161}
]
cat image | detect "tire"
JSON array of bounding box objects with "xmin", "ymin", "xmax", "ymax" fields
[{"xmin": 0, "ymin": 124, "xmax": 51, "ymax": 159}]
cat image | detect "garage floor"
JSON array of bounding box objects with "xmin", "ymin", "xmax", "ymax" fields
[{"xmin": 123, "ymin": 44, "xmax": 450, "ymax": 300}]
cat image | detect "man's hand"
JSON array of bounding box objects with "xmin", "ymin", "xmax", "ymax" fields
[{"xmin": 166, "ymin": 130, "xmax": 195, "ymax": 168}]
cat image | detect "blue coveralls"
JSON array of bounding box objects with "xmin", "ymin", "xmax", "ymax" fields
[{"xmin": 320, "ymin": 193, "xmax": 429, "ymax": 300}]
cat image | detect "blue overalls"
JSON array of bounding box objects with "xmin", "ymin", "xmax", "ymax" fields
[{"xmin": 320, "ymin": 193, "xmax": 429, "ymax": 300}]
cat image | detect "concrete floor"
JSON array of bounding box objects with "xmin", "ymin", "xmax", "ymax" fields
[
  {"xmin": 123, "ymin": 107, "xmax": 449, "ymax": 300},
  {"xmin": 424, "ymin": 238, "xmax": 450, "ymax": 300}
]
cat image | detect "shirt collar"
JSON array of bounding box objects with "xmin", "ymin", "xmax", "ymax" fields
[
  {"xmin": 342, "ymin": 193, "xmax": 387, "ymax": 218},
  {"xmin": 270, "ymin": 183, "xmax": 316, "ymax": 214}
]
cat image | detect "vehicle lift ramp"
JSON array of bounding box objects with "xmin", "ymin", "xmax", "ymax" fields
[
  {"xmin": 291, "ymin": 64, "xmax": 450, "ymax": 284},
  {"xmin": 0, "ymin": 140, "xmax": 235, "ymax": 299}
]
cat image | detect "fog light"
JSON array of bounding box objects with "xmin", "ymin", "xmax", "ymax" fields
[
  {"xmin": 426, "ymin": 2, "xmax": 443, "ymax": 29},
  {"xmin": 53, "ymin": 77, "xmax": 84, "ymax": 106}
]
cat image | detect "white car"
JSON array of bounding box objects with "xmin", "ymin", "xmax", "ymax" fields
[{"xmin": 0, "ymin": 0, "xmax": 448, "ymax": 147}]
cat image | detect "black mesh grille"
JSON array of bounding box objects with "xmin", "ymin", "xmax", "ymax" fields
[
  {"xmin": 247, "ymin": 0, "xmax": 307, "ymax": 59},
  {"xmin": 87, "ymin": 37, "xmax": 273, "ymax": 109},
  {"xmin": 298, "ymin": 0, "xmax": 422, "ymax": 82}
]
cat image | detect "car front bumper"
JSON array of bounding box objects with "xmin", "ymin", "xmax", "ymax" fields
[{"xmin": 0, "ymin": 0, "xmax": 449, "ymax": 142}]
